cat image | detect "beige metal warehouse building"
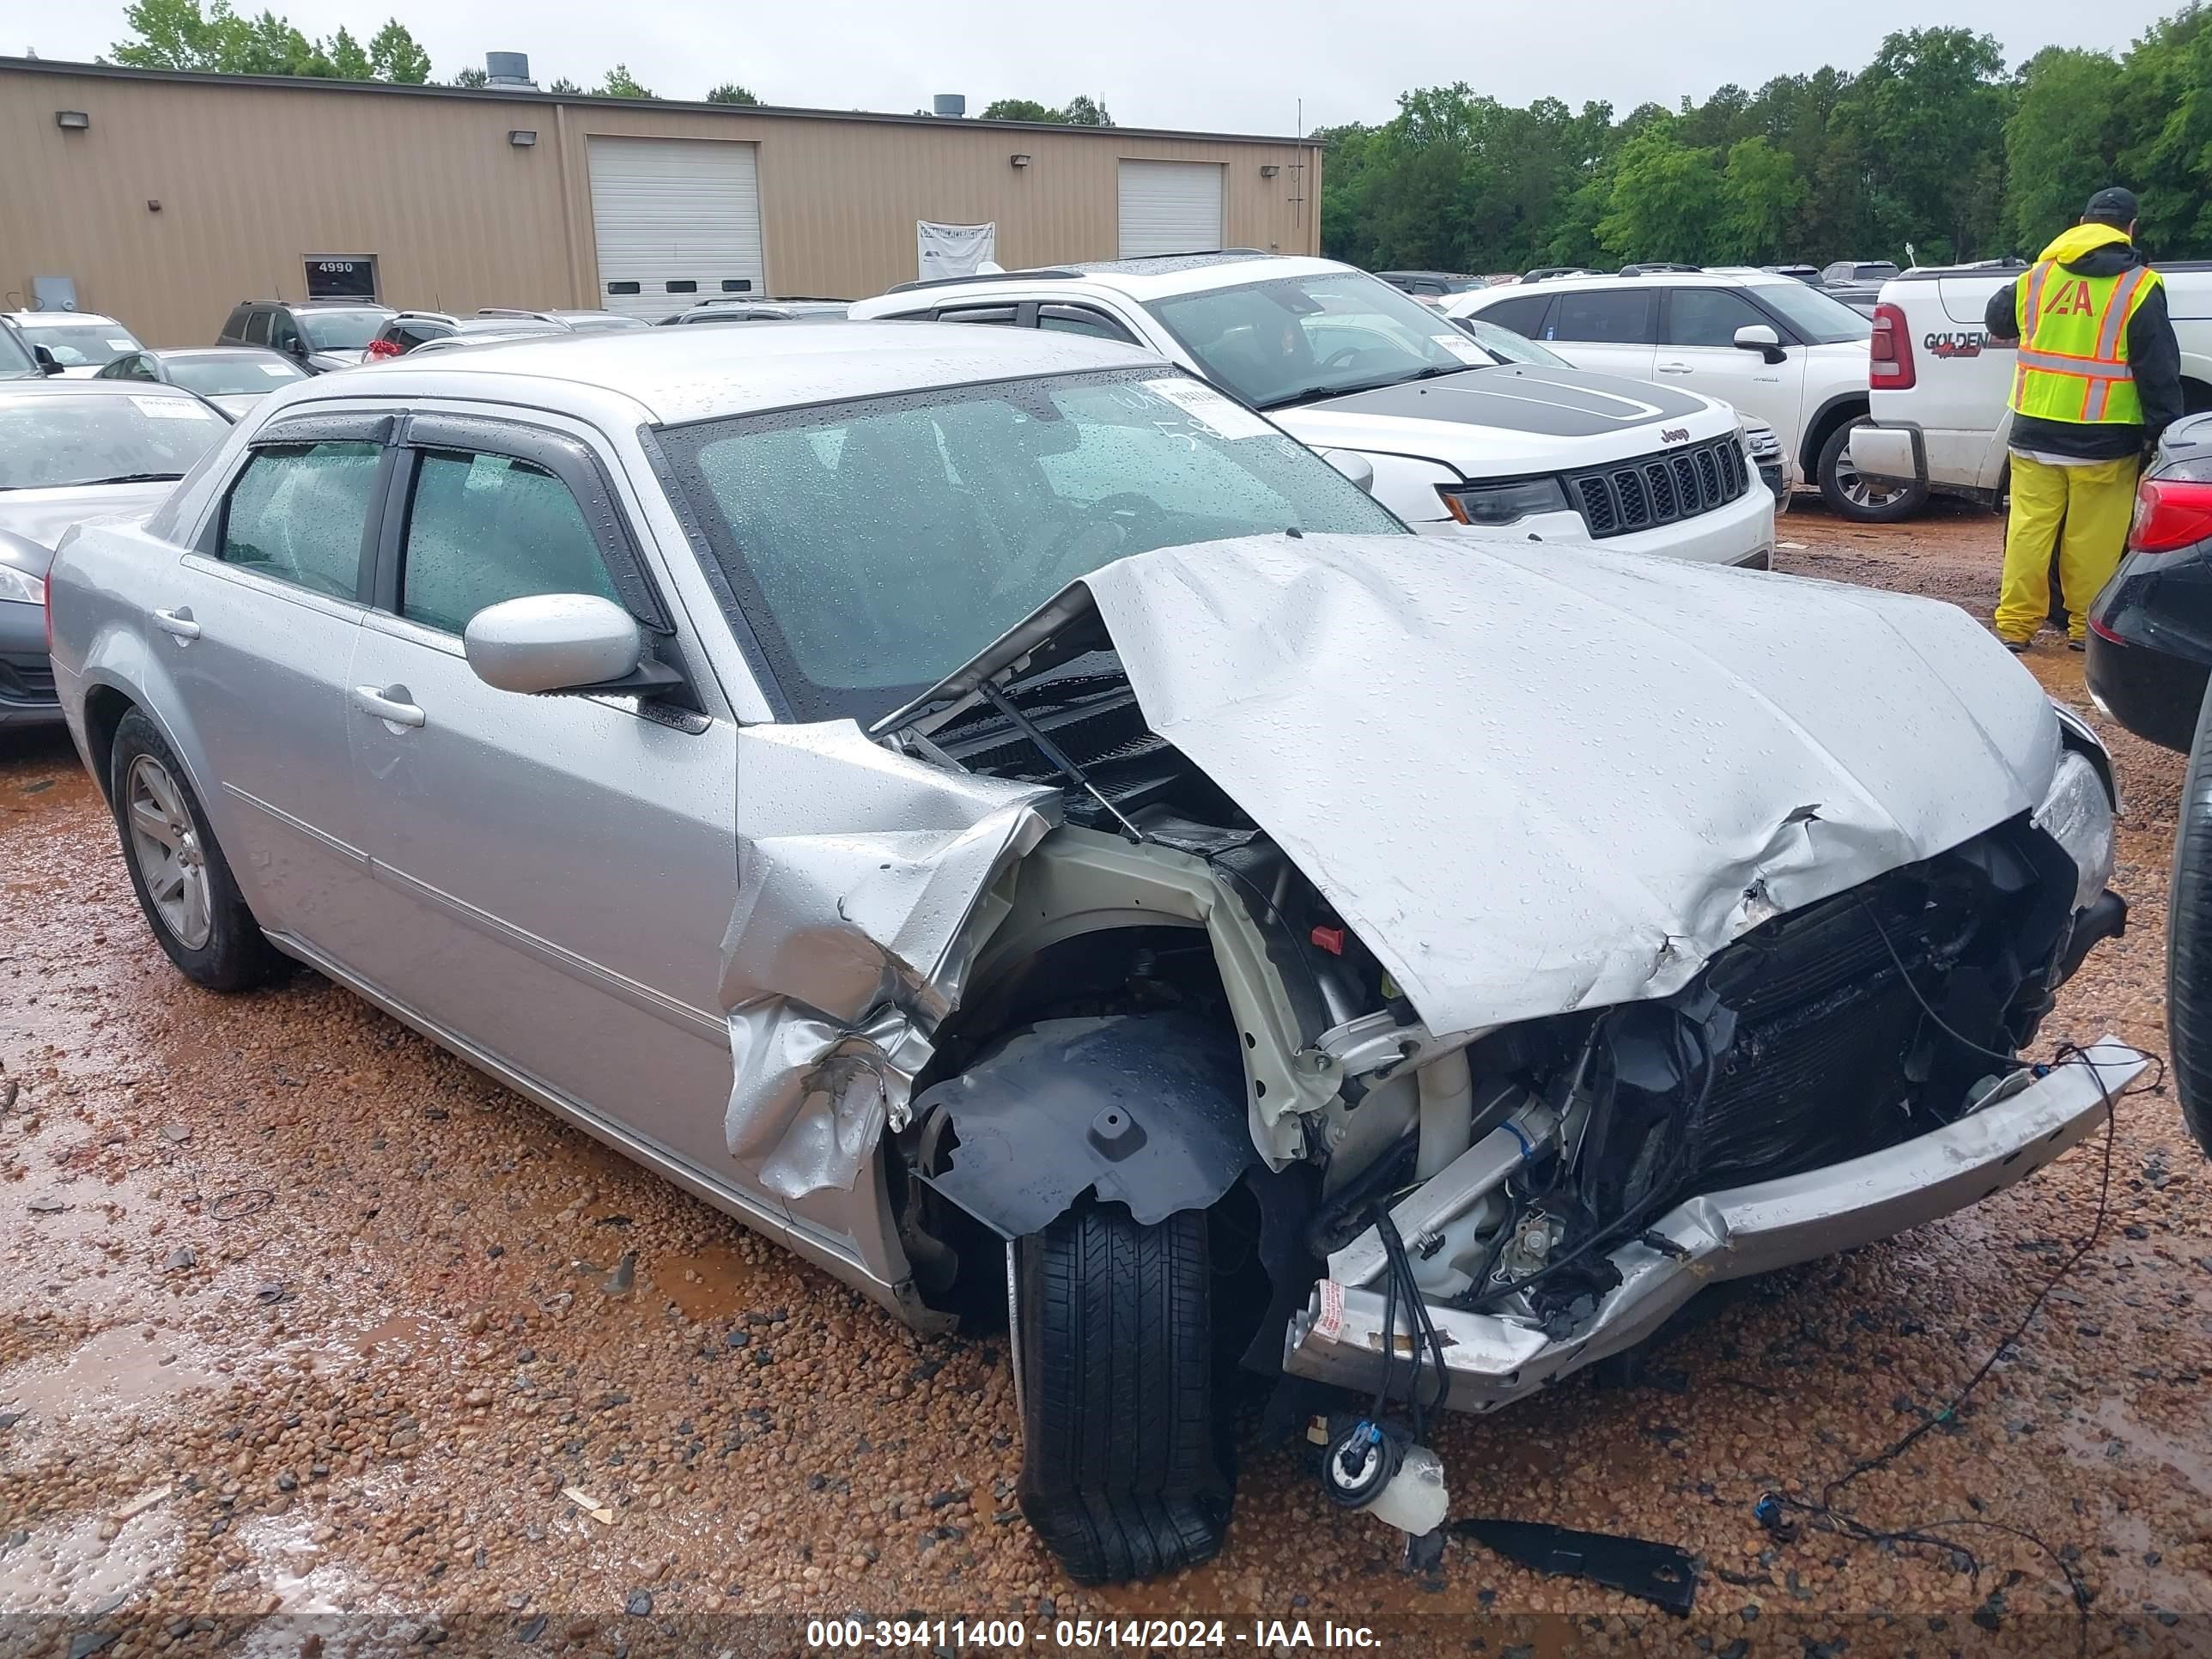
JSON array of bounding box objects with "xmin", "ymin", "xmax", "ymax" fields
[{"xmin": 0, "ymin": 57, "xmax": 1321, "ymax": 347}]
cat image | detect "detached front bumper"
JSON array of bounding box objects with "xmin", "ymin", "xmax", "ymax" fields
[{"xmin": 1285, "ymin": 1037, "xmax": 2143, "ymax": 1413}]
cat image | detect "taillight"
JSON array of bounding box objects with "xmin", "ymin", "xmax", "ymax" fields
[
  {"xmin": 366, "ymin": 338, "xmax": 403, "ymax": 360},
  {"xmin": 2127, "ymin": 477, "xmax": 2212, "ymax": 554},
  {"xmin": 1869, "ymin": 302, "xmax": 1915, "ymax": 390}
]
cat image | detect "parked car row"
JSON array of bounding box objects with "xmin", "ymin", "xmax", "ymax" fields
[
  {"xmin": 1447, "ymin": 267, "xmax": 1896, "ymax": 520},
  {"xmin": 30, "ymin": 311, "xmax": 2137, "ymax": 1591}
]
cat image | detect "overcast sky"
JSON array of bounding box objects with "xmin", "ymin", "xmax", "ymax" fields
[{"xmin": 2, "ymin": 0, "xmax": 2186, "ymax": 132}]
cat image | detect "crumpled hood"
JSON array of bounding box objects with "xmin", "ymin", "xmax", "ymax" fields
[
  {"xmin": 0, "ymin": 482, "xmax": 177, "ymax": 575},
  {"xmin": 1073, "ymin": 533, "xmax": 2059, "ymax": 1036},
  {"xmin": 2038, "ymin": 222, "xmax": 2138, "ymax": 275}
]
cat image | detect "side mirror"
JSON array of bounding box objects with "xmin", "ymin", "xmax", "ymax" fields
[
  {"xmin": 1320, "ymin": 448, "xmax": 1376, "ymax": 495},
  {"xmin": 465, "ymin": 593, "xmax": 647, "ymax": 695},
  {"xmin": 34, "ymin": 345, "xmax": 63, "ymax": 376},
  {"xmin": 282, "ymin": 335, "xmax": 307, "ymax": 359},
  {"xmin": 1733, "ymin": 323, "xmax": 1787, "ymax": 365}
]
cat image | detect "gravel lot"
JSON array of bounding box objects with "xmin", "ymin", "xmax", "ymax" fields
[{"xmin": 0, "ymin": 501, "xmax": 2206, "ymax": 1657}]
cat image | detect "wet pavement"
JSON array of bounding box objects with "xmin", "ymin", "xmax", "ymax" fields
[{"xmin": 0, "ymin": 501, "xmax": 2207, "ymax": 1656}]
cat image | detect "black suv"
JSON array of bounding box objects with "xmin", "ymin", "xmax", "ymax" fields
[{"xmin": 217, "ymin": 300, "xmax": 396, "ymax": 374}]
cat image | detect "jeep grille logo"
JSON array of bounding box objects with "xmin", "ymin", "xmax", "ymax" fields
[{"xmin": 1660, "ymin": 426, "xmax": 1691, "ymax": 444}]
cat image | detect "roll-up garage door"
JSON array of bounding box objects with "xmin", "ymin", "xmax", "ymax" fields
[
  {"xmin": 1117, "ymin": 161, "xmax": 1224, "ymax": 258},
  {"xmin": 586, "ymin": 137, "xmax": 763, "ymax": 321}
]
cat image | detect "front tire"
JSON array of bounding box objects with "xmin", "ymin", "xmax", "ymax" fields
[
  {"xmin": 2172, "ymin": 684, "xmax": 2212, "ymax": 1158},
  {"xmin": 1818, "ymin": 418, "xmax": 1927, "ymax": 523},
  {"xmin": 1013, "ymin": 1202, "xmax": 1231, "ymax": 1583},
  {"xmin": 108, "ymin": 709, "xmax": 281, "ymax": 993}
]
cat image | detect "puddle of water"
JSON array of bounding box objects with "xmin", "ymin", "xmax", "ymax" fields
[
  {"xmin": 351, "ymin": 1314, "xmax": 439, "ymax": 1357},
  {"xmin": 655, "ymin": 1242, "xmax": 765, "ymax": 1322},
  {"xmin": 0, "ymin": 1325, "xmax": 222, "ymax": 1431},
  {"xmin": 2060, "ymin": 1395, "xmax": 2212, "ymax": 1499},
  {"xmin": 0, "ymin": 1507, "xmax": 183, "ymax": 1612},
  {"xmin": 2100, "ymin": 1508, "xmax": 2210, "ymax": 1614}
]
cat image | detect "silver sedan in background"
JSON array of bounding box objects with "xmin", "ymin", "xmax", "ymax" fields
[
  {"xmin": 0, "ymin": 380, "xmax": 230, "ymax": 727},
  {"xmin": 95, "ymin": 345, "xmax": 308, "ymax": 418}
]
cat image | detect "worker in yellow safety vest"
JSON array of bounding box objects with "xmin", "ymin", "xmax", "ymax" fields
[{"xmin": 1983, "ymin": 186, "xmax": 2184, "ymax": 651}]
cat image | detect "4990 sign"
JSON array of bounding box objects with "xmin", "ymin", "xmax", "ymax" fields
[{"xmin": 304, "ymin": 254, "xmax": 379, "ymax": 301}]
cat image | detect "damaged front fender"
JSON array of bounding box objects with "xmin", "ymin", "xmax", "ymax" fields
[{"xmin": 720, "ymin": 722, "xmax": 1057, "ymax": 1200}]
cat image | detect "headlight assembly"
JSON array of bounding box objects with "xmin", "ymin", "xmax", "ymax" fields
[
  {"xmin": 0, "ymin": 565, "xmax": 46, "ymax": 607},
  {"xmin": 1437, "ymin": 477, "xmax": 1570, "ymax": 528}
]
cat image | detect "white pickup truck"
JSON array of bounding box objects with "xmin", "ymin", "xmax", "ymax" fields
[{"xmin": 1850, "ymin": 261, "xmax": 2212, "ymax": 504}]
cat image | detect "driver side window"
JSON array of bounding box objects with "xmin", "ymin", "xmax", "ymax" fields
[
  {"xmin": 396, "ymin": 449, "xmax": 619, "ymax": 635},
  {"xmin": 219, "ymin": 441, "xmax": 380, "ymax": 599},
  {"xmin": 267, "ymin": 311, "xmax": 301, "ymax": 353}
]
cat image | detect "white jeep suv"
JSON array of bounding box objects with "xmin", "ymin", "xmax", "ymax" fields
[
  {"xmin": 1448, "ymin": 269, "xmax": 1908, "ymax": 521},
  {"xmin": 852, "ymin": 254, "xmax": 1773, "ymax": 565}
]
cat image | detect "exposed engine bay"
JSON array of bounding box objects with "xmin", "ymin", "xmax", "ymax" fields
[{"xmin": 884, "ymin": 598, "xmax": 2124, "ymax": 1332}]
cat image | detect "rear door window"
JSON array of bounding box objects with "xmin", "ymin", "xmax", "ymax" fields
[
  {"xmin": 1548, "ymin": 290, "xmax": 1656, "ymax": 344},
  {"xmin": 1477, "ymin": 294, "xmax": 1552, "ymax": 337},
  {"xmin": 219, "ymin": 441, "xmax": 381, "ymax": 599}
]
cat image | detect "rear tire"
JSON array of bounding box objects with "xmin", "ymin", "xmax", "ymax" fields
[
  {"xmin": 1818, "ymin": 418, "xmax": 1927, "ymax": 523},
  {"xmin": 1013, "ymin": 1202, "xmax": 1231, "ymax": 1583},
  {"xmin": 108, "ymin": 709, "xmax": 281, "ymax": 993},
  {"xmin": 2172, "ymin": 684, "xmax": 2212, "ymax": 1158}
]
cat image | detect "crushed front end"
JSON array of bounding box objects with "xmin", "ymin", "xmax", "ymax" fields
[{"xmin": 1285, "ymin": 799, "xmax": 2138, "ymax": 1415}]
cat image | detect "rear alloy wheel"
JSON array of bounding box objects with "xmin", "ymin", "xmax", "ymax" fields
[
  {"xmin": 1012, "ymin": 1201, "xmax": 1231, "ymax": 1583},
  {"xmin": 2172, "ymin": 684, "xmax": 2212, "ymax": 1158},
  {"xmin": 108, "ymin": 709, "xmax": 282, "ymax": 993},
  {"xmin": 1818, "ymin": 418, "xmax": 1927, "ymax": 524}
]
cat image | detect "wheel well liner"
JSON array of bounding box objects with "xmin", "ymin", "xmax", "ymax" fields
[
  {"xmin": 82, "ymin": 684, "xmax": 136, "ymax": 803},
  {"xmin": 910, "ymin": 1010, "xmax": 1261, "ymax": 1240},
  {"xmin": 1801, "ymin": 392, "xmax": 1871, "ymax": 477}
]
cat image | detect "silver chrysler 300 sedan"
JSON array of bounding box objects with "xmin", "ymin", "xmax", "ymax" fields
[{"xmin": 46, "ymin": 323, "xmax": 2137, "ymax": 1583}]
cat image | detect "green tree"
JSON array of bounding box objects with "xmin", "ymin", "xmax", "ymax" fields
[
  {"xmin": 547, "ymin": 76, "xmax": 581, "ymax": 94},
  {"xmin": 450, "ymin": 64, "xmax": 487, "ymax": 87},
  {"xmin": 981, "ymin": 97, "xmax": 1059, "ymax": 122},
  {"xmin": 1851, "ymin": 27, "xmax": 2011, "ymax": 262},
  {"xmin": 1718, "ymin": 135, "xmax": 1805, "ymax": 259},
  {"xmin": 2113, "ymin": 6, "xmax": 2212, "ymax": 253},
  {"xmin": 1059, "ymin": 94, "xmax": 1111, "ymax": 126},
  {"xmin": 324, "ymin": 23, "xmax": 369, "ymax": 78},
  {"xmin": 706, "ymin": 82, "xmax": 758, "ymax": 105},
  {"xmin": 596, "ymin": 63, "xmax": 654, "ymax": 99},
  {"xmin": 2003, "ymin": 47, "xmax": 2122, "ymax": 252},
  {"xmin": 1595, "ymin": 125, "xmax": 1723, "ymax": 261},
  {"xmin": 365, "ymin": 18, "xmax": 428, "ymax": 82}
]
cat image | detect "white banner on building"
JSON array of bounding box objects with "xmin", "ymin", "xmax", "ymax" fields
[{"xmin": 916, "ymin": 221, "xmax": 997, "ymax": 281}]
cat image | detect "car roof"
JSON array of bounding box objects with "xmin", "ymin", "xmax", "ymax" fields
[
  {"xmin": 6, "ymin": 310, "xmax": 129, "ymax": 327},
  {"xmin": 1468, "ymin": 269, "xmax": 1798, "ymax": 300},
  {"xmin": 150, "ymin": 345, "xmax": 289, "ymax": 362},
  {"xmin": 0, "ymin": 378, "xmax": 202, "ymax": 408},
  {"xmin": 255, "ymin": 299, "xmax": 393, "ymax": 311},
  {"xmin": 878, "ymin": 252, "xmax": 1348, "ymax": 307},
  {"xmin": 331, "ymin": 318, "xmax": 1160, "ymax": 424}
]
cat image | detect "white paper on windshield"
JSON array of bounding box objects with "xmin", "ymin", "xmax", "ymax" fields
[
  {"xmin": 1145, "ymin": 377, "xmax": 1276, "ymax": 441},
  {"xmin": 106, "ymin": 337, "xmax": 137, "ymax": 351},
  {"xmin": 1431, "ymin": 332, "xmax": 1487, "ymax": 364},
  {"xmin": 132, "ymin": 396, "xmax": 215, "ymax": 420},
  {"xmin": 260, "ymin": 362, "xmax": 295, "ymax": 377}
]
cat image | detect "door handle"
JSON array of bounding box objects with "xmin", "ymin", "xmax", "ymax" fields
[
  {"xmin": 1656, "ymin": 362, "xmax": 1693, "ymax": 374},
  {"xmin": 153, "ymin": 607, "xmax": 200, "ymax": 641},
  {"xmin": 353, "ymin": 684, "xmax": 426, "ymax": 729}
]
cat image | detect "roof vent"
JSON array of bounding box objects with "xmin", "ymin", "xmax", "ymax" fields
[
  {"xmin": 933, "ymin": 93, "xmax": 966, "ymax": 118},
  {"xmin": 485, "ymin": 52, "xmax": 537, "ymax": 89}
]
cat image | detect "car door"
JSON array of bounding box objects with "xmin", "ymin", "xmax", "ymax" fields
[
  {"xmin": 1535, "ymin": 288, "xmax": 1658, "ymax": 381},
  {"xmin": 1655, "ymin": 287, "xmax": 1807, "ymax": 437},
  {"xmin": 162, "ymin": 412, "xmax": 389, "ymax": 954},
  {"xmin": 342, "ymin": 411, "xmax": 754, "ymax": 1188}
]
